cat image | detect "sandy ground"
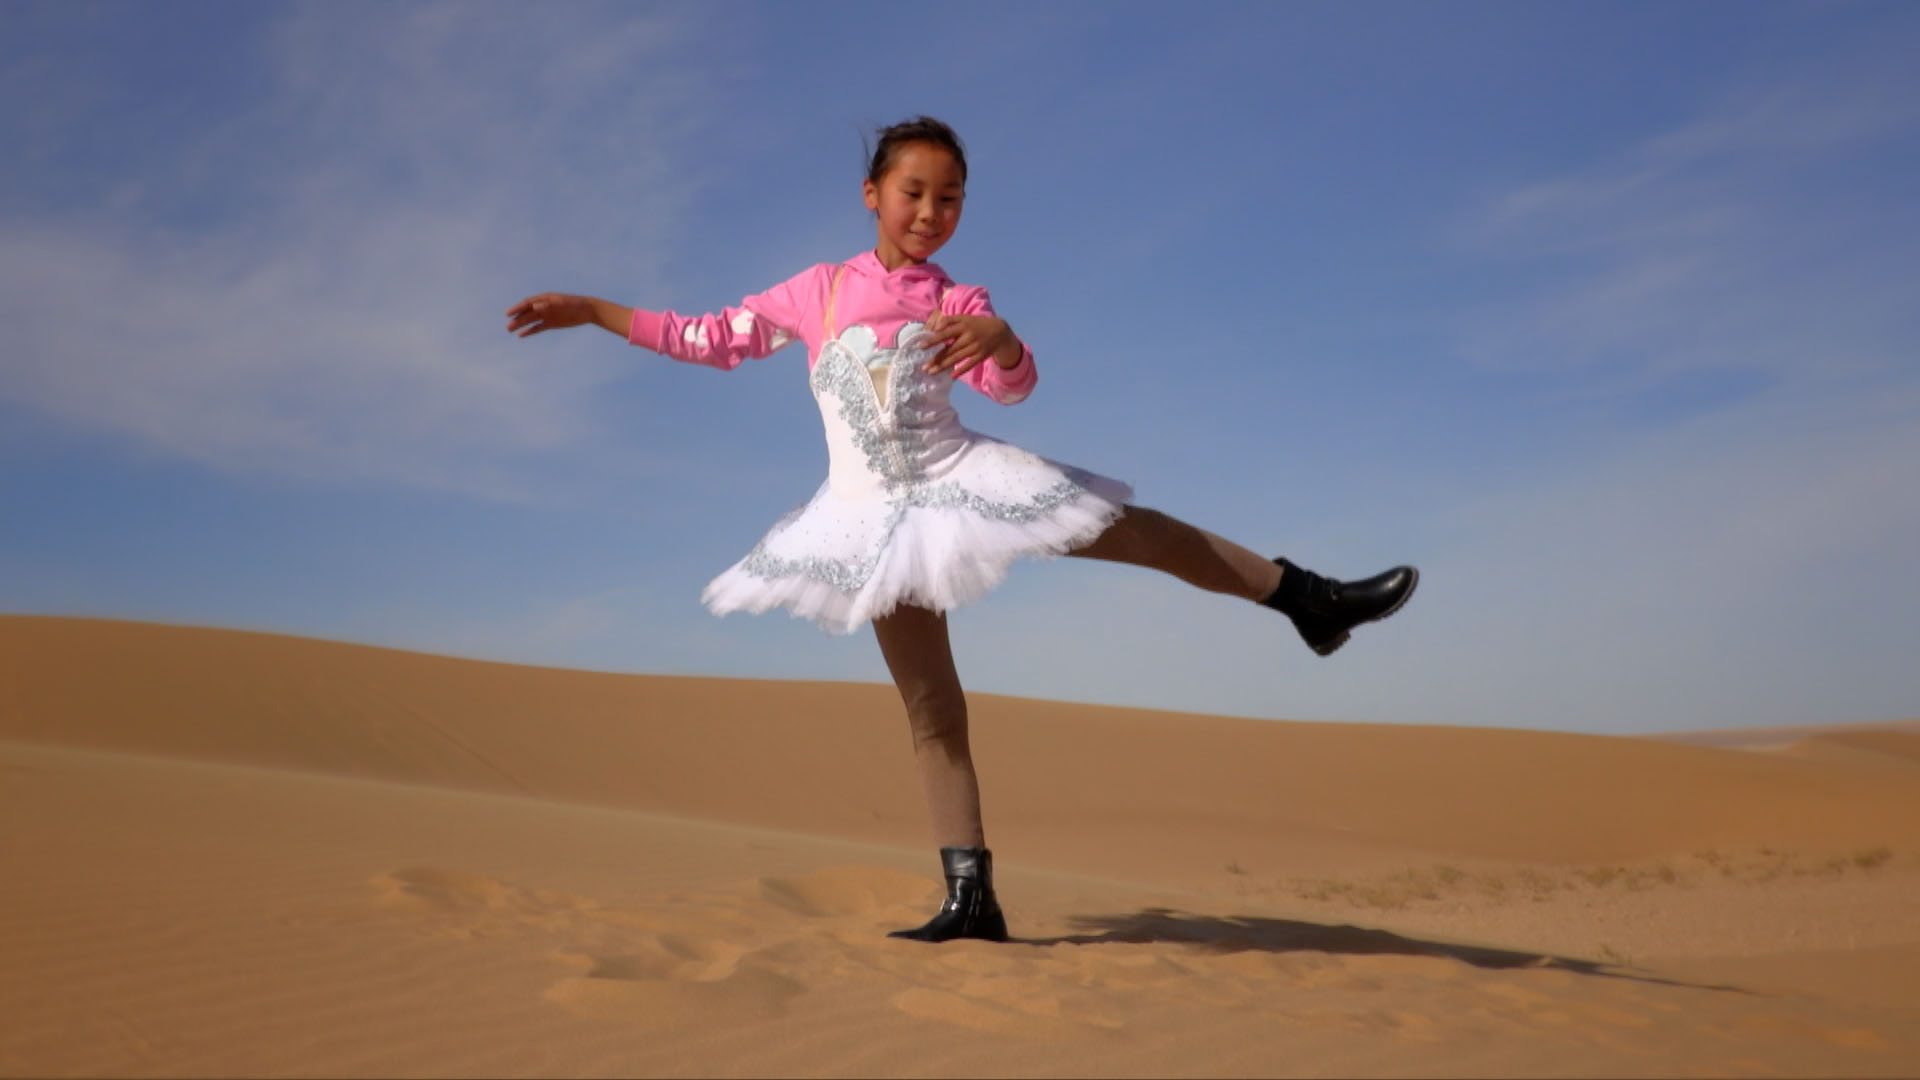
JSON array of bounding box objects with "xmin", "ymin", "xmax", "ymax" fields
[{"xmin": 2, "ymin": 615, "xmax": 1916, "ymax": 1078}]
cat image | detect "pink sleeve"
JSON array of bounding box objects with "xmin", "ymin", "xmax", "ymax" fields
[
  {"xmin": 628, "ymin": 266, "xmax": 821, "ymax": 370},
  {"xmin": 946, "ymin": 284, "xmax": 1038, "ymax": 405}
]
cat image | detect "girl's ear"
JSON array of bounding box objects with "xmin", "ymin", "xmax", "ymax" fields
[{"xmin": 862, "ymin": 178, "xmax": 881, "ymax": 213}]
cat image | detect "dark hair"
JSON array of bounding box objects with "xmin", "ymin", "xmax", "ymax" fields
[{"xmin": 864, "ymin": 115, "xmax": 968, "ymax": 185}]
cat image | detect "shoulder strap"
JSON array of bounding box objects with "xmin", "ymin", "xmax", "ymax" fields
[{"xmin": 822, "ymin": 264, "xmax": 848, "ymax": 341}]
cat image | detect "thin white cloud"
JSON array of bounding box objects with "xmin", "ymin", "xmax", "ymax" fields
[
  {"xmin": 1402, "ymin": 376, "xmax": 1920, "ymax": 728},
  {"xmin": 1459, "ymin": 34, "xmax": 1920, "ymax": 387},
  {"xmin": 0, "ymin": 5, "xmax": 718, "ymax": 496},
  {"xmin": 1403, "ymin": 28, "xmax": 1920, "ymax": 731}
]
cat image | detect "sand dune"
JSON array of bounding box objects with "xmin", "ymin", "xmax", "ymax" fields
[{"xmin": 3, "ymin": 615, "xmax": 1917, "ymax": 1077}]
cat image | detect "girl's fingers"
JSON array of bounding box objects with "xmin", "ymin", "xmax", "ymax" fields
[
  {"xmin": 507, "ymin": 294, "xmax": 565, "ymax": 335},
  {"xmin": 930, "ymin": 347, "xmax": 978, "ymax": 374},
  {"xmin": 508, "ymin": 293, "xmax": 560, "ymax": 315},
  {"xmin": 926, "ymin": 338, "xmax": 967, "ymax": 372},
  {"xmin": 923, "ymin": 314, "xmax": 964, "ymax": 343},
  {"xmin": 921, "ymin": 318, "xmax": 980, "ymax": 372}
]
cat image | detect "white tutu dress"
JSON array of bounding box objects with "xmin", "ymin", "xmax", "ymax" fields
[{"xmin": 699, "ymin": 274, "xmax": 1132, "ymax": 634}]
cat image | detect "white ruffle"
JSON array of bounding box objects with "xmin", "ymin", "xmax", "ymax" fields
[{"xmin": 703, "ymin": 469, "xmax": 1131, "ymax": 635}]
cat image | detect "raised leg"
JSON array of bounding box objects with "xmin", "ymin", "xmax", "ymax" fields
[
  {"xmin": 1067, "ymin": 505, "xmax": 1283, "ymax": 600},
  {"xmin": 1069, "ymin": 504, "xmax": 1418, "ymax": 656}
]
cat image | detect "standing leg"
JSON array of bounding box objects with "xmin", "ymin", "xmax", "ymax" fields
[
  {"xmin": 872, "ymin": 604, "xmax": 1008, "ymax": 943},
  {"xmin": 873, "ymin": 604, "xmax": 983, "ymax": 849},
  {"xmin": 1068, "ymin": 505, "xmax": 1417, "ymax": 656}
]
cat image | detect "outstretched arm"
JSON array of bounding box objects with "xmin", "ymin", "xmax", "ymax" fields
[
  {"xmin": 510, "ymin": 267, "xmax": 819, "ymax": 371},
  {"xmin": 505, "ymin": 294, "xmax": 632, "ymax": 338}
]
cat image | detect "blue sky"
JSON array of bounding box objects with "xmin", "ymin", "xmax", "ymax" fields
[{"xmin": 3, "ymin": 1, "xmax": 1916, "ymax": 735}]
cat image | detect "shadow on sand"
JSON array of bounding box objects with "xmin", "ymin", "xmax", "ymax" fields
[{"xmin": 1019, "ymin": 908, "xmax": 1745, "ymax": 995}]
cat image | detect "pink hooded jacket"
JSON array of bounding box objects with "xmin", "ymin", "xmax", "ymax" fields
[{"xmin": 627, "ymin": 251, "xmax": 1037, "ymax": 405}]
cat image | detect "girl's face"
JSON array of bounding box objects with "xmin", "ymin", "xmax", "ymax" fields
[{"xmin": 863, "ymin": 142, "xmax": 965, "ymax": 270}]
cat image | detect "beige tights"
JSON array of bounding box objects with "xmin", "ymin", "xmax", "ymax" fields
[
  {"xmin": 873, "ymin": 604, "xmax": 985, "ymax": 849},
  {"xmin": 1066, "ymin": 505, "xmax": 1283, "ymax": 601},
  {"xmin": 872, "ymin": 505, "xmax": 1283, "ymax": 848}
]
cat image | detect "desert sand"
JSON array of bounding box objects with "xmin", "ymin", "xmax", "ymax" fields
[{"xmin": 2, "ymin": 614, "xmax": 1916, "ymax": 1077}]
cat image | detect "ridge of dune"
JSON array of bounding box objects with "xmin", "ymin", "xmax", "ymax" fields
[
  {"xmin": 4, "ymin": 615, "xmax": 1916, "ymax": 881},
  {"xmin": 1807, "ymin": 729, "xmax": 1920, "ymax": 762},
  {"xmin": 1776, "ymin": 731, "xmax": 1920, "ymax": 771},
  {"xmin": 1655, "ymin": 722, "xmax": 1920, "ymax": 773},
  {"xmin": 1655, "ymin": 719, "xmax": 1920, "ymax": 750}
]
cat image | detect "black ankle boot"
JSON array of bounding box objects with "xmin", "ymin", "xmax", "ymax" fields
[
  {"xmin": 1261, "ymin": 558, "xmax": 1418, "ymax": 656},
  {"xmin": 888, "ymin": 846, "xmax": 1009, "ymax": 943}
]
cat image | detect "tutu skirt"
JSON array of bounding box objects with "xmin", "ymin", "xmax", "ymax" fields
[
  {"xmin": 704, "ymin": 436, "xmax": 1131, "ymax": 634},
  {"xmin": 702, "ymin": 319, "xmax": 1131, "ymax": 634}
]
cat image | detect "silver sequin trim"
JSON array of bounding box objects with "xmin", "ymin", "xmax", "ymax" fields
[{"xmin": 809, "ymin": 339, "xmax": 932, "ymax": 487}]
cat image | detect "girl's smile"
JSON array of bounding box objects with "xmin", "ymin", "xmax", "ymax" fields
[{"xmin": 864, "ymin": 142, "xmax": 965, "ymax": 270}]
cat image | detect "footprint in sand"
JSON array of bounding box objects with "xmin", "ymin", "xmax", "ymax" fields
[
  {"xmin": 371, "ymin": 866, "xmax": 599, "ymax": 919},
  {"xmin": 544, "ymin": 946, "xmax": 805, "ymax": 1026},
  {"xmin": 889, "ymin": 985, "xmax": 1122, "ymax": 1040},
  {"xmin": 370, "ymin": 866, "xmax": 805, "ymax": 1028},
  {"xmin": 1083, "ymin": 951, "xmax": 1193, "ymax": 991},
  {"xmin": 880, "ymin": 952, "xmax": 1130, "ymax": 1038},
  {"xmin": 370, "ymin": 865, "xmax": 619, "ymax": 941},
  {"xmin": 372, "ymin": 867, "xmax": 521, "ymax": 912},
  {"xmin": 757, "ymin": 865, "xmax": 938, "ymax": 918}
]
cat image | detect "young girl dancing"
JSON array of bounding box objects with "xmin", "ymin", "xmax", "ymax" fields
[{"xmin": 505, "ymin": 116, "xmax": 1416, "ymax": 944}]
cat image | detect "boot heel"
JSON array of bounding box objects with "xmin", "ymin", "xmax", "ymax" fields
[
  {"xmin": 974, "ymin": 907, "xmax": 1009, "ymax": 943},
  {"xmin": 1311, "ymin": 631, "xmax": 1350, "ymax": 657}
]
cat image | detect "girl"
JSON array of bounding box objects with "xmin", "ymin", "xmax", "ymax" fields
[{"xmin": 505, "ymin": 116, "xmax": 1416, "ymax": 944}]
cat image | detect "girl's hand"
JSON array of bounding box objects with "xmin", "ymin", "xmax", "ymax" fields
[
  {"xmin": 505, "ymin": 293, "xmax": 597, "ymax": 337},
  {"xmin": 922, "ymin": 314, "xmax": 1018, "ymax": 376}
]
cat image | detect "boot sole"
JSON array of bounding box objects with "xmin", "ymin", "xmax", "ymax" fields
[
  {"xmin": 1309, "ymin": 567, "xmax": 1419, "ymax": 657},
  {"xmin": 887, "ymin": 915, "xmax": 1009, "ymax": 943}
]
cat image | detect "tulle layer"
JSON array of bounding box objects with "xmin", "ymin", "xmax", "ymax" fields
[{"xmin": 703, "ymin": 459, "xmax": 1131, "ymax": 635}]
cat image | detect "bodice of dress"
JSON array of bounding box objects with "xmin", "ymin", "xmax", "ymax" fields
[{"xmin": 810, "ymin": 321, "xmax": 972, "ymax": 501}]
